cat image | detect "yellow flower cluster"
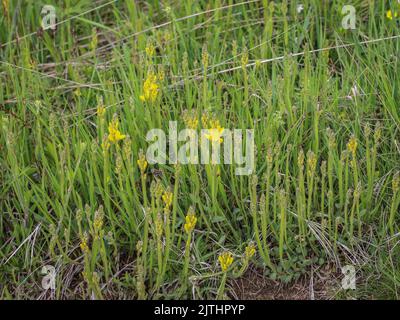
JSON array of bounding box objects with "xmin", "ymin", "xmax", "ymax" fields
[
  {"xmin": 182, "ymin": 110, "xmax": 199, "ymax": 129},
  {"xmin": 387, "ymin": 10, "xmax": 399, "ymax": 20},
  {"xmin": 93, "ymin": 206, "xmax": 104, "ymax": 233},
  {"xmin": 140, "ymin": 73, "xmax": 159, "ymax": 103},
  {"xmin": 218, "ymin": 251, "xmax": 233, "ymax": 272},
  {"xmin": 307, "ymin": 150, "xmax": 317, "ymax": 174},
  {"xmin": 137, "ymin": 150, "xmax": 148, "ymax": 175},
  {"xmin": 80, "ymin": 233, "xmax": 89, "ymax": 254},
  {"xmin": 145, "ymin": 42, "xmax": 155, "ymax": 57},
  {"xmin": 202, "ymin": 44, "xmax": 209, "ymax": 70},
  {"xmin": 97, "ymin": 97, "xmax": 106, "ymax": 118},
  {"xmin": 184, "ymin": 206, "xmax": 197, "ymax": 234},
  {"xmin": 162, "ymin": 189, "xmax": 173, "ymax": 209},
  {"xmin": 347, "ymin": 135, "xmax": 358, "ymax": 156},
  {"xmin": 204, "ymin": 127, "xmax": 224, "ymax": 143},
  {"xmin": 244, "ymin": 242, "xmax": 256, "ymax": 260},
  {"xmin": 155, "ymin": 213, "xmax": 163, "ymax": 238},
  {"xmin": 97, "ymin": 105, "xmax": 106, "ymax": 118},
  {"xmin": 204, "ymin": 118, "xmax": 224, "ymax": 144},
  {"xmin": 108, "ymin": 118, "xmax": 126, "ymax": 143}
]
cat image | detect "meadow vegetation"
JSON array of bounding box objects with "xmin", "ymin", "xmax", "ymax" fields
[{"xmin": 0, "ymin": 0, "xmax": 400, "ymax": 299}]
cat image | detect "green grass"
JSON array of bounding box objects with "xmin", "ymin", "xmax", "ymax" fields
[{"xmin": 0, "ymin": 0, "xmax": 400, "ymax": 299}]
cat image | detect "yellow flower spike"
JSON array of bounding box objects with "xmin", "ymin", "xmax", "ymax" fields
[
  {"xmin": 101, "ymin": 135, "xmax": 111, "ymax": 153},
  {"xmin": 188, "ymin": 117, "xmax": 199, "ymax": 130},
  {"xmin": 162, "ymin": 189, "xmax": 173, "ymax": 209},
  {"xmin": 97, "ymin": 106, "xmax": 106, "ymax": 118},
  {"xmin": 201, "ymin": 44, "xmax": 209, "ymax": 70},
  {"xmin": 140, "ymin": 73, "xmax": 159, "ymax": 103},
  {"xmin": 184, "ymin": 206, "xmax": 197, "ymax": 234},
  {"xmin": 307, "ymin": 150, "xmax": 317, "ymax": 174},
  {"xmin": 157, "ymin": 66, "xmax": 165, "ymax": 81},
  {"xmin": 204, "ymin": 125, "xmax": 224, "ymax": 144},
  {"xmin": 386, "ymin": 10, "xmax": 398, "ymax": 20},
  {"xmin": 244, "ymin": 242, "xmax": 256, "ymax": 260},
  {"xmin": 201, "ymin": 111, "xmax": 210, "ymax": 127},
  {"xmin": 93, "ymin": 206, "xmax": 104, "ymax": 233},
  {"xmin": 347, "ymin": 135, "xmax": 358, "ymax": 156},
  {"xmin": 137, "ymin": 149, "xmax": 148, "ymax": 175},
  {"xmin": 145, "ymin": 41, "xmax": 155, "ymax": 57},
  {"xmin": 182, "ymin": 110, "xmax": 199, "ymax": 130},
  {"xmin": 218, "ymin": 251, "xmax": 233, "ymax": 272},
  {"xmin": 208, "ymin": 118, "xmax": 221, "ymax": 129},
  {"xmin": 80, "ymin": 232, "xmax": 90, "ymax": 254},
  {"xmin": 107, "ymin": 117, "xmax": 126, "ymax": 143},
  {"xmin": 155, "ymin": 213, "xmax": 163, "ymax": 238},
  {"xmin": 326, "ymin": 127, "xmax": 336, "ymax": 149},
  {"xmin": 96, "ymin": 97, "xmax": 106, "ymax": 118}
]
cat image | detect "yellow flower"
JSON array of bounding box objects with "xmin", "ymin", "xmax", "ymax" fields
[
  {"xmin": 202, "ymin": 44, "xmax": 209, "ymax": 70},
  {"xmin": 145, "ymin": 42, "xmax": 155, "ymax": 57},
  {"xmin": 97, "ymin": 97, "xmax": 106, "ymax": 117},
  {"xmin": 162, "ymin": 189, "xmax": 173, "ymax": 209},
  {"xmin": 140, "ymin": 73, "xmax": 159, "ymax": 103},
  {"xmin": 218, "ymin": 251, "xmax": 233, "ymax": 272},
  {"xmin": 182, "ymin": 110, "xmax": 199, "ymax": 130},
  {"xmin": 347, "ymin": 135, "xmax": 358, "ymax": 155},
  {"xmin": 80, "ymin": 233, "xmax": 89, "ymax": 254},
  {"xmin": 155, "ymin": 213, "xmax": 163, "ymax": 238},
  {"xmin": 245, "ymin": 242, "xmax": 256, "ymax": 259},
  {"xmin": 201, "ymin": 111, "xmax": 210, "ymax": 127},
  {"xmin": 157, "ymin": 67, "xmax": 165, "ymax": 81},
  {"xmin": 93, "ymin": 206, "xmax": 104, "ymax": 233},
  {"xmin": 184, "ymin": 206, "xmax": 197, "ymax": 234},
  {"xmin": 204, "ymin": 126, "xmax": 224, "ymax": 143},
  {"xmin": 108, "ymin": 118, "xmax": 126, "ymax": 143},
  {"xmin": 97, "ymin": 106, "xmax": 106, "ymax": 117},
  {"xmin": 387, "ymin": 10, "xmax": 398, "ymax": 20},
  {"xmin": 101, "ymin": 136, "xmax": 110, "ymax": 152},
  {"xmin": 137, "ymin": 149, "xmax": 148, "ymax": 175},
  {"xmin": 307, "ymin": 150, "xmax": 317, "ymax": 174}
]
